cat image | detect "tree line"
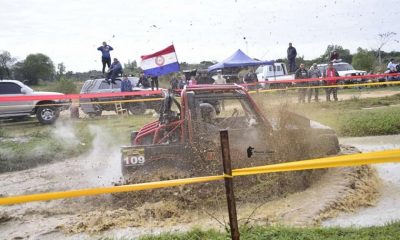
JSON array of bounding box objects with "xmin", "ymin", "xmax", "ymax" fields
[{"xmin": 1, "ymin": 44, "xmax": 399, "ymax": 86}]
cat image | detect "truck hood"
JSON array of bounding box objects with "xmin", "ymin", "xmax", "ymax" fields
[
  {"xmin": 30, "ymin": 91, "xmax": 65, "ymax": 96},
  {"xmin": 337, "ymin": 70, "xmax": 367, "ymax": 76}
]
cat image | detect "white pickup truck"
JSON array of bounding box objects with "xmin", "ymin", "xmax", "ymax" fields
[{"xmin": 256, "ymin": 62, "xmax": 294, "ymax": 88}]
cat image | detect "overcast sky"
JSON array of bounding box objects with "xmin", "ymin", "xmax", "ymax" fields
[{"xmin": 1, "ymin": 0, "xmax": 399, "ymax": 72}]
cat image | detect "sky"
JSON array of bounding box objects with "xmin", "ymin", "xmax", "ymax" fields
[{"xmin": 1, "ymin": 0, "xmax": 399, "ymax": 72}]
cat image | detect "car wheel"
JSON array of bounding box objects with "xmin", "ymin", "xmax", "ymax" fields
[
  {"xmin": 128, "ymin": 102, "xmax": 146, "ymax": 115},
  {"xmin": 36, "ymin": 106, "xmax": 59, "ymax": 124},
  {"xmin": 88, "ymin": 110, "xmax": 102, "ymax": 118}
]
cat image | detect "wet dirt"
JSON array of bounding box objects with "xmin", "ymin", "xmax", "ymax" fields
[
  {"xmin": 323, "ymin": 134, "xmax": 400, "ymax": 227},
  {"xmin": 0, "ymin": 141, "xmax": 378, "ymax": 240}
]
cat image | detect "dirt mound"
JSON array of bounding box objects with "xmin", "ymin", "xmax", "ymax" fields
[
  {"xmin": 316, "ymin": 165, "xmax": 380, "ymax": 222},
  {"xmin": 62, "ymin": 201, "xmax": 190, "ymax": 234}
]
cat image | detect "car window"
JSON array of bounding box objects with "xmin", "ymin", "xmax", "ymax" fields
[
  {"xmin": 334, "ymin": 63, "xmax": 354, "ymax": 71},
  {"xmin": 0, "ymin": 82, "xmax": 22, "ymax": 94},
  {"xmin": 256, "ymin": 66, "xmax": 263, "ymax": 74},
  {"xmin": 99, "ymin": 81, "xmax": 111, "ymax": 89},
  {"xmin": 112, "ymin": 80, "xmax": 121, "ymax": 88}
]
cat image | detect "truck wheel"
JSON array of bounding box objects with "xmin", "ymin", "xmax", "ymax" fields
[
  {"xmin": 36, "ymin": 106, "xmax": 59, "ymax": 124},
  {"xmin": 88, "ymin": 110, "xmax": 102, "ymax": 118},
  {"xmin": 128, "ymin": 102, "xmax": 146, "ymax": 115}
]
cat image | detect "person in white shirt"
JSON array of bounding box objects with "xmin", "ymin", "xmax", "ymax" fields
[
  {"xmin": 387, "ymin": 59, "xmax": 397, "ymax": 72},
  {"xmin": 213, "ymin": 71, "xmax": 226, "ymax": 84}
]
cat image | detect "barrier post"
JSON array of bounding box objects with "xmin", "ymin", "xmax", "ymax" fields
[{"xmin": 220, "ymin": 130, "xmax": 240, "ymax": 240}]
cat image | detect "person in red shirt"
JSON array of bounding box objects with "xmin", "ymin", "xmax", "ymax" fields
[{"xmin": 323, "ymin": 63, "xmax": 339, "ymax": 101}]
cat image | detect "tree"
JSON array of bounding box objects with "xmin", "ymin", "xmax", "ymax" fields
[
  {"xmin": 376, "ymin": 32, "xmax": 397, "ymax": 65},
  {"xmin": 57, "ymin": 63, "xmax": 66, "ymax": 76},
  {"xmin": 0, "ymin": 51, "xmax": 16, "ymax": 79},
  {"xmin": 352, "ymin": 48, "xmax": 375, "ymax": 72},
  {"xmin": 13, "ymin": 53, "xmax": 55, "ymax": 85},
  {"xmin": 124, "ymin": 60, "xmax": 140, "ymax": 76}
]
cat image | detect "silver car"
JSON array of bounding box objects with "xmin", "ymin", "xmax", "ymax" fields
[
  {"xmin": 0, "ymin": 80, "xmax": 69, "ymax": 124},
  {"xmin": 80, "ymin": 77, "xmax": 163, "ymax": 116}
]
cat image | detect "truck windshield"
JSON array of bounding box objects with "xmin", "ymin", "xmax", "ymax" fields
[{"xmin": 334, "ymin": 63, "xmax": 354, "ymax": 71}]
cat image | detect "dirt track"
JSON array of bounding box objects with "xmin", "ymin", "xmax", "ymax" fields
[
  {"xmin": 1, "ymin": 89, "xmax": 398, "ymax": 239},
  {"xmin": 0, "ymin": 139, "xmax": 378, "ymax": 240}
]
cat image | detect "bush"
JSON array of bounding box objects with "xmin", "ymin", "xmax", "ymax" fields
[{"xmin": 51, "ymin": 77, "xmax": 78, "ymax": 94}]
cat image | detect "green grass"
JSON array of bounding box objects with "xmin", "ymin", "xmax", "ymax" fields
[
  {"xmin": 100, "ymin": 221, "xmax": 400, "ymax": 240},
  {"xmin": 0, "ymin": 114, "xmax": 156, "ymax": 173},
  {"xmin": 290, "ymin": 94, "xmax": 400, "ymax": 137}
]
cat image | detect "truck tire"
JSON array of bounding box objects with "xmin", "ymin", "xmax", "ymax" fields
[
  {"xmin": 88, "ymin": 110, "xmax": 102, "ymax": 118},
  {"xmin": 36, "ymin": 106, "xmax": 59, "ymax": 124},
  {"xmin": 128, "ymin": 102, "xmax": 146, "ymax": 115}
]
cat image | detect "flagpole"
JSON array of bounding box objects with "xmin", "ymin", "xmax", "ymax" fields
[{"xmin": 172, "ymin": 41, "xmax": 181, "ymax": 71}]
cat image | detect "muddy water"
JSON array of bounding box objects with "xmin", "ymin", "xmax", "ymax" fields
[{"xmin": 323, "ymin": 134, "xmax": 400, "ymax": 227}]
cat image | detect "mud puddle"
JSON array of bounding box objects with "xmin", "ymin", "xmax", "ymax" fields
[
  {"xmin": 323, "ymin": 134, "xmax": 400, "ymax": 227},
  {"xmin": 0, "ymin": 142, "xmax": 379, "ymax": 239}
]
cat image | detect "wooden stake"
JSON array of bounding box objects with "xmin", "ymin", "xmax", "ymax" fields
[{"xmin": 220, "ymin": 130, "xmax": 240, "ymax": 240}]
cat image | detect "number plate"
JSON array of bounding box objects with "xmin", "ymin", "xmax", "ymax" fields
[{"xmin": 122, "ymin": 148, "xmax": 145, "ymax": 166}]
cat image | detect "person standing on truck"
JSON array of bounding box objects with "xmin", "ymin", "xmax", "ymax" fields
[
  {"xmin": 307, "ymin": 63, "xmax": 321, "ymax": 102},
  {"xmin": 287, "ymin": 42, "xmax": 297, "ymax": 73},
  {"xmin": 97, "ymin": 41, "xmax": 114, "ymax": 74},
  {"xmin": 150, "ymin": 76, "xmax": 159, "ymax": 91},
  {"xmin": 294, "ymin": 63, "xmax": 308, "ymax": 103},
  {"xmin": 137, "ymin": 72, "xmax": 151, "ymax": 88},
  {"xmin": 106, "ymin": 58, "xmax": 123, "ymax": 84},
  {"xmin": 323, "ymin": 63, "xmax": 339, "ymax": 101}
]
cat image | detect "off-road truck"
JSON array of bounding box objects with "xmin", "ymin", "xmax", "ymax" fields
[{"xmin": 121, "ymin": 84, "xmax": 340, "ymax": 180}]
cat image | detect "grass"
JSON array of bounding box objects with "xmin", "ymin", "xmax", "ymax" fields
[
  {"xmin": 288, "ymin": 94, "xmax": 400, "ymax": 137},
  {"xmin": 100, "ymin": 221, "xmax": 400, "ymax": 240},
  {"xmin": 0, "ymin": 113, "xmax": 156, "ymax": 173}
]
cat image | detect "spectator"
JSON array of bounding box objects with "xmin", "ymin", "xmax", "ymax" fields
[
  {"xmin": 244, "ymin": 67, "xmax": 258, "ymax": 90},
  {"xmin": 387, "ymin": 58, "xmax": 397, "ymax": 72},
  {"xmin": 106, "ymin": 58, "xmax": 123, "ymax": 84},
  {"xmin": 178, "ymin": 75, "xmax": 187, "ymax": 89},
  {"xmin": 323, "ymin": 62, "xmax": 339, "ymax": 101},
  {"xmin": 150, "ymin": 76, "xmax": 159, "ymax": 91},
  {"xmin": 329, "ymin": 50, "xmax": 340, "ymax": 62},
  {"xmin": 294, "ymin": 63, "xmax": 308, "ymax": 103},
  {"xmin": 188, "ymin": 76, "xmax": 197, "ymax": 86},
  {"xmin": 97, "ymin": 41, "xmax": 114, "ymax": 74},
  {"xmin": 137, "ymin": 72, "xmax": 150, "ymax": 88},
  {"xmin": 170, "ymin": 77, "xmax": 179, "ymax": 90},
  {"xmin": 121, "ymin": 74, "xmax": 132, "ymax": 92},
  {"xmin": 213, "ymin": 71, "xmax": 227, "ymax": 84},
  {"xmin": 287, "ymin": 42, "xmax": 297, "ymax": 73},
  {"xmin": 308, "ymin": 63, "xmax": 321, "ymax": 102}
]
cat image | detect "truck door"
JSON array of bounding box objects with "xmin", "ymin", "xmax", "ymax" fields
[{"xmin": 0, "ymin": 82, "xmax": 33, "ymax": 115}]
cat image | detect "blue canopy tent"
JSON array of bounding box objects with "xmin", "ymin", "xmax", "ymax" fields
[{"xmin": 208, "ymin": 49, "xmax": 274, "ymax": 72}]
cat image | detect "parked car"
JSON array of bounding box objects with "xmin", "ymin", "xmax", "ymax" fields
[
  {"xmin": 0, "ymin": 80, "xmax": 70, "ymax": 124},
  {"xmin": 79, "ymin": 77, "xmax": 163, "ymax": 116},
  {"xmin": 317, "ymin": 62, "xmax": 367, "ymax": 83}
]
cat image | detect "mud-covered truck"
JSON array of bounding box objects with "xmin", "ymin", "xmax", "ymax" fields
[{"xmin": 121, "ymin": 84, "xmax": 340, "ymax": 179}]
